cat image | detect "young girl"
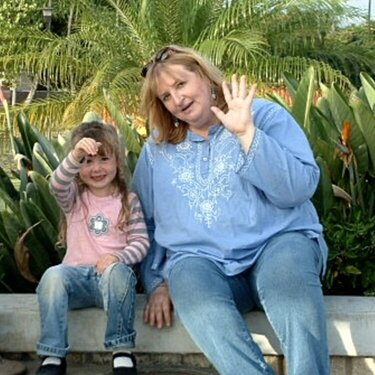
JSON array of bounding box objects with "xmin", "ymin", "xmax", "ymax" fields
[{"xmin": 36, "ymin": 121, "xmax": 149, "ymax": 375}]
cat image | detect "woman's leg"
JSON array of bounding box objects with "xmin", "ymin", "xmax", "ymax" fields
[
  {"xmin": 168, "ymin": 257, "xmax": 275, "ymax": 375},
  {"xmin": 249, "ymin": 232, "xmax": 330, "ymax": 375},
  {"xmin": 99, "ymin": 263, "xmax": 137, "ymax": 349},
  {"xmin": 36, "ymin": 265, "xmax": 98, "ymax": 357}
]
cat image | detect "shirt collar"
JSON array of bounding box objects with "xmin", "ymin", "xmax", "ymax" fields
[{"xmin": 187, "ymin": 124, "xmax": 223, "ymax": 142}]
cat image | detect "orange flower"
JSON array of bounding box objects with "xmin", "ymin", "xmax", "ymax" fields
[{"xmin": 341, "ymin": 121, "xmax": 351, "ymax": 147}]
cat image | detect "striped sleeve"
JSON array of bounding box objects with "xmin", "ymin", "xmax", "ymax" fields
[
  {"xmin": 49, "ymin": 151, "xmax": 82, "ymax": 213},
  {"xmin": 115, "ymin": 193, "xmax": 150, "ymax": 265}
]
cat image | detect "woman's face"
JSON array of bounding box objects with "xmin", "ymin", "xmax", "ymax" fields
[{"xmin": 155, "ymin": 64, "xmax": 218, "ymax": 137}]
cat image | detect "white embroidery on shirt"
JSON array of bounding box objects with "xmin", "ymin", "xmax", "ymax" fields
[{"xmin": 161, "ymin": 129, "xmax": 237, "ymax": 227}]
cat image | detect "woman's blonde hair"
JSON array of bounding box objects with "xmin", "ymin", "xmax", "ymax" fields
[
  {"xmin": 58, "ymin": 121, "xmax": 130, "ymax": 245},
  {"xmin": 141, "ymin": 45, "xmax": 228, "ymax": 144}
]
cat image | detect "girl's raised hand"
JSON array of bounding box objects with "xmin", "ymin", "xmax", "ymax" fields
[
  {"xmin": 72, "ymin": 137, "xmax": 102, "ymax": 161},
  {"xmin": 211, "ymin": 75, "xmax": 257, "ymax": 152}
]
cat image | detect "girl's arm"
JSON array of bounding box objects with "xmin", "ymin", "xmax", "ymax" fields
[
  {"xmin": 49, "ymin": 151, "xmax": 82, "ymax": 213},
  {"xmin": 115, "ymin": 193, "xmax": 150, "ymax": 265}
]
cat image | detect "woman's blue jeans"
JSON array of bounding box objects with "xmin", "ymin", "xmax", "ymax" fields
[
  {"xmin": 36, "ymin": 263, "xmax": 136, "ymax": 357},
  {"xmin": 168, "ymin": 232, "xmax": 330, "ymax": 375}
]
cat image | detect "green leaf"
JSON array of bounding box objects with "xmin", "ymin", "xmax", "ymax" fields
[
  {"xmin": 0, "ymin": 164, "xmax": 19, "ymax": 202},
  {"xmin": 28, "ymin": 171, "xmax": 60, "ymax": 229},
  {"xmin": 32, "ymin": 143, "xmax": 54, "ymax": 177},
  {"xmin": 291, "ymin": 66, "xmax": 316, "ymax": 134},
  {"xmin": 360, "ymin": 72, "xmax": 375, "ymax": 112},
  {"xmin": 0, "ymin": 210, "xmax": 23, "ymax": 246},
  {"xmin": 312, "ymin": 157, "xmax": 334, "ymax": 216},
  {"xmin": 16, "ymin": 112, "xmax": 37, "ymax": 161},
  {"xmin": 351, "ymin": 93, "xmax": 375, "ymax": 173},
  {"xmin": 344, "ymin": 265, "xmax": 362, "ymax": 275}
]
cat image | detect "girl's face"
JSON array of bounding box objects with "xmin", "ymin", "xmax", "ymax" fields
[
  {"xmin": 79, "ymin": 152, "xmax": 117, "ymax": 197},
  {"xmin": 155, "ymin": 64, "xmax": 218, "ymax": 137}
]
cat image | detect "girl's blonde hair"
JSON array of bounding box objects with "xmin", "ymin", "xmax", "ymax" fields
[
  {"xmin": 141, "ymin": 45, "xmax": 228, "ymax": 144},
  {"xmin": 58, "ymin": 121, "xmax": 130, "ymax": 245}
]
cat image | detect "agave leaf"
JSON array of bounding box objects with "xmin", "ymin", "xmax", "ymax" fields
[
  {"xmin": 0, "ymin": 213, "xmax": 12, "ymax": 249},
  {"xmin": 32, "ymin": 143, "xmax": 54, "ymax": 177},
  {"xmin": 27, "ymin": 172, "xmax": 60, "ymax": 232},
  {"xmin": 18, "ymin": 164, "xmax": 29, "ymax": 193},
  {"xmin": 16, "ymin": 113, "xmax": 37, "ymax": 161},
  {"xmin": 0, "ymin": 164, "xmax": 19, "ymax": 202},
  {"xmin": 52, "ymin": 135, "xmax": 67, "ymax": 162},
  {"xmin": 18, "ymin": 201, "xmax": 55, "ymax": 269},
  {"xmin": 20, "ymin": 199, "xmax": 59, "ymax": 261},
  {"xmin": 0, "ymin": 187, "xmax": 20, "ymax": 215},
  {"xmin": 1, "ymin": 210, "xmax": 23, "ymax": 246},
  {"xmin": 31, "ymin": 127, "xmax": 60, "ymax": 170}
]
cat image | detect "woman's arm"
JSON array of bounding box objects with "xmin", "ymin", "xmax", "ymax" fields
[{"xmin": 132, "ymin": 144, "xmax": 173, "ymax": 328}]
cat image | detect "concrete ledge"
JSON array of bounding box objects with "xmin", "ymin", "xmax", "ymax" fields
[{"xmin": 0, "ymin": 294, "xmax": 374, "ymax": 356}]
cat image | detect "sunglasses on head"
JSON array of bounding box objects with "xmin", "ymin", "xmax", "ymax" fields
[{"xmin": 141, "ymin": 46, "xmax": 180, "ymax": 78}]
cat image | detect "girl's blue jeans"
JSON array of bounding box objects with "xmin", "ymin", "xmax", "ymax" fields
[
  {"xmin": 36, "ymin": 262, "xmax": 136, "ymax": 357},
  {"xmin": 168, "ymin": 232, "xmax": 330, "ymax": 375}
]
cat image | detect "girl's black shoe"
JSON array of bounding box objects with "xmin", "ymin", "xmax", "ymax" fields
[
  {"xmin": 112, "ymin": 352, "xmax": 137, "ymax": 375},
  {"xmin": 36, "ymin": 357, "xmax": 66, "ymax": 375}
]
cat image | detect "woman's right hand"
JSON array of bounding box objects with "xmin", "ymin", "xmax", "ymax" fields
[{"xmin": 143, "ymin": 283, "xmax": 173, "ymax": 329}]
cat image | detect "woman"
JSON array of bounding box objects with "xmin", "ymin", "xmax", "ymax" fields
[{"xmin": 132, "ymin": 45, "xmax": 330, "ymax": 375}]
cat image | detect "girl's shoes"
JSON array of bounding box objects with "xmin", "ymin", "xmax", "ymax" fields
[
  {"xmin": 35, "ymin": 357, "xmax": 66, "ymax": 375},
  {"xmin": 112, "ymin": 352, "xmax": 137, "ymax": 375}
]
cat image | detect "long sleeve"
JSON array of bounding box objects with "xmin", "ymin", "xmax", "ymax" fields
[
  {"xmin": 132, "ymin": 144, "xmax": 166, "ymax": 294},
  {"xmin": 236, "ymin": 99, "xmax": 320, "ymax": 208},
  {"xmin": 49, "ymin": 151, "xmax": 81, "ymax": 213},
  {"xmin": 114, "ymin": 193, "xmax": 150, "ymax": 265}
]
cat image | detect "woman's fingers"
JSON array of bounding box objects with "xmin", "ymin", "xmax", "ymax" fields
[
  {"xmin": 231, "ymin": 74, "xmax": 239, "ymax": 98},
  {"xmin": 239, "ymin": 75, "xmax": 248, "ymax": 98},
  {"xmin": 143, "ymin": 284, "xmax": 173, "ymax": 328},
  {"xmin": 246, "ymin": 84, "xmax": 257, "ymax": 107},
  {"xmin": 222, "ymin": 81, "xmax": 232, "ymax": 103},
  {"xmin": 224, "ymin": 75, "xmax": 255, "ymax": 103}
]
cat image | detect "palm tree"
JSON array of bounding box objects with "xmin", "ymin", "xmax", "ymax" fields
[{"xmin": 0, "ymin": 0, "xmax": 369, "ymax": 131}]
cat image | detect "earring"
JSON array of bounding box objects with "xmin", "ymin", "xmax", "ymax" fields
[
  {"xmin": 211, "ymin": 87, "xmax": 217, "ymax": 100},
  {"xmin": 174, "ymin": 118, "xmax": 180, "ymax": 128}
]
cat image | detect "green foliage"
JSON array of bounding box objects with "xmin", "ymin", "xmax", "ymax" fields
[
  {"xmin": 271, "ymin": 67, "xmax": 375, "ymax": 295},
  {"xmin": 323, "ymin": 210, "xmax": 375, "ymax": 296},
  {"xmin": 1, "ymin": 0, "xmax": 366, "ymax": 132},
  {"xmin": 0, "ymin": 0, "xmax": 44, "ymax": 86}
]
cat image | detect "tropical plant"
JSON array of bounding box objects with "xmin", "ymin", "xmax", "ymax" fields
[
  {"xmin": 270, "ymin": 67, "xmax": 375, "ymax": 295},
  {"xmin": 1, "ymin": 0, "xmax": 368, "ymax": 132}
]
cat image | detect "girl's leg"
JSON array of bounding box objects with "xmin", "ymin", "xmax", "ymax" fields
[
  {"xmin": 36, "ymin": 265, "xmax": 98, "ymax": 357},
  {"xmin": 98, "ymin": 263, "xmax": 137, "ymax": 349},
  {"xmin": 168, "ymin": 257, "xmax": 275, "ymax": 375},
  {"xmin": 249, "ymin": 232, "xmax": 330, "ymax": 375}
]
